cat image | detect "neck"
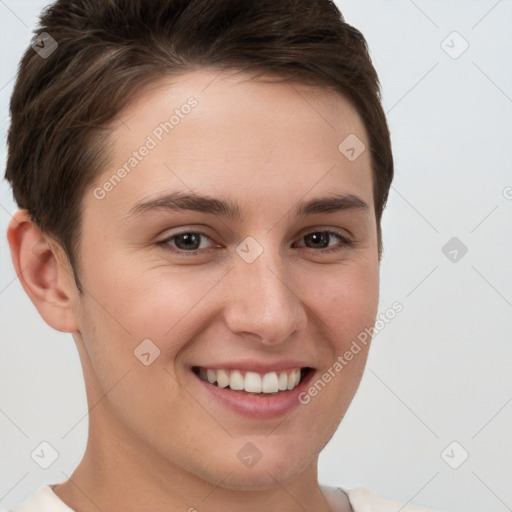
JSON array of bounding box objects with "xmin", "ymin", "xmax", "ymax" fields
[{"xmin": 54, "ymin": 405, "xmax": 334, "ymax": 512}]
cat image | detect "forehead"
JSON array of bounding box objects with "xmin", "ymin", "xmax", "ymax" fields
[{"xmin": 89, "ymin": 69, "xmax": 374, "ymax": 222}]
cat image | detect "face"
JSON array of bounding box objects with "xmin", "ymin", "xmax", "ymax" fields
[{"xmin": 71, "ymin": 69, "xmax": 379, "ymax": 490}]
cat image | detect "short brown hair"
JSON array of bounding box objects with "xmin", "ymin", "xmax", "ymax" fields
[{"xmin": 5, "ymin": 0, "xmax": 393, "ymax": 292}]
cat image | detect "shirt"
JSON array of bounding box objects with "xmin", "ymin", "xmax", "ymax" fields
[{"xmin": 8, "ymin": 483, "xmax": 444, "ymax": 512}]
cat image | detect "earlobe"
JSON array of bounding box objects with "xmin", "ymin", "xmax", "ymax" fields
[{"xmin": 6, "ymin": 209, "xmax": 79, "ymax": 333}]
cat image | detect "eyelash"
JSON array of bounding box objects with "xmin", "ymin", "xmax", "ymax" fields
[{"xmin": 158, "ymin": 229, "xmax": 353, "ymax": 256}]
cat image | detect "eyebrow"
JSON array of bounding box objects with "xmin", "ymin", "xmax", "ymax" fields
[{"xmin": 128, "ymin": 191, "xmax": 369, "ymax": 220}]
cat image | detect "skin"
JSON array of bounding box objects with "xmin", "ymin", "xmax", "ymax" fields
[{"xmin": 7, "ymin": 69, "xmax": 379, "ymax": 512}]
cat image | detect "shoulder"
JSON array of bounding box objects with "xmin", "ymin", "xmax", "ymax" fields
[
  {"xmin": 8, "ymin": 485, "xmax": 74, "ymax": 512},
  {"xmin": 326, "ymin": 485, "xmax": 446, "ymax": 512}
]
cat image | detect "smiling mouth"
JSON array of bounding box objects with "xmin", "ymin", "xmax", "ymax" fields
[{"xmin": 192, "ymin": 366, "xmax": 313, "ymax": 395}]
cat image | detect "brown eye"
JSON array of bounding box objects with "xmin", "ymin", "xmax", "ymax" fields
[
  {"xmin": 295, "ymin": 230, "xmax": 352, "ymax": 253},
  {"xmin": 172, "ymin": 233, "xmax": 202, "ymax": 251},
  {"xmin": 304, "ymin": 232, "xmax": 332, "ymax": 249},
  {"xmin": 160, "ymin": 231, "xmax": 214, "ymax": 254}
]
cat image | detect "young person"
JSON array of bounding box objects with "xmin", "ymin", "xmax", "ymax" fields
[{"xmin": 5, "ymin": 1, "xmax": 444, "ymax": 510}]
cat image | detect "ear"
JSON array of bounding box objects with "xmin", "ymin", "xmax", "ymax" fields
[{"xmin": 6, "ymin": 209, "xmax": 80, "ymax": 333}]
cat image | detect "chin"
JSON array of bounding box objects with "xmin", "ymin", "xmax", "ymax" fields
[
  {"xmin": 198, "ymin": 436, "xmax": 318, "ymax": 491},
  {"xmin": 212, "ymin": 463, "xmax": 305, "ymax": 492}
]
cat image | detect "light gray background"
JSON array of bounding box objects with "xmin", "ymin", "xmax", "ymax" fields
[{"xmin": 1, "ymin": 1, "xmax": 511, "ymax": 511}]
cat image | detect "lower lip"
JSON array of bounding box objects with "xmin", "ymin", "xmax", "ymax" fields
[{"xmin": 191, "ymin": 369, "xmax": 315, "ymax": 419}]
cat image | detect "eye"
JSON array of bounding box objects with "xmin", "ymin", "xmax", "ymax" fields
[
  {"xmin": 158, "ymin": 228, "xmax": 352, "ymax": 256},
  {"xmin": 159, "ymin": 231, "xmax": 216, "ymax": 254},
  {"xmin": 294, "ymin": 229, "xmax": 352, "ymax": 253}
]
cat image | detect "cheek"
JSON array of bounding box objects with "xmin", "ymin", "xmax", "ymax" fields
[
  {"xmin": 300, "ymin": 260, "xmax": 379, "ymax": 342},
  {"xmin": 75, "ymin": 261, "xmax": 230, "ymax": 416},
  {"xmin": 294, "ymin": 260, "xmax": 378, "ymax": 417},
  {"xmin": 76, "ymin": 279, "xmax": 194, "ymax": 426},
  {"xmin": 81, "ymin": 250, "xmax": 205, "ymax": 340}
]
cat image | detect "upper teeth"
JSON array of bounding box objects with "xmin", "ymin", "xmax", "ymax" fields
[{"xmin": 197, "ymin": 368, "xmax": 302, "ymax": 393}]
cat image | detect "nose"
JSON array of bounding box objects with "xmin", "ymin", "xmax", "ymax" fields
[{"xmin": 222, "ymin": 245, "xmax": 307, "ymax": 346}]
